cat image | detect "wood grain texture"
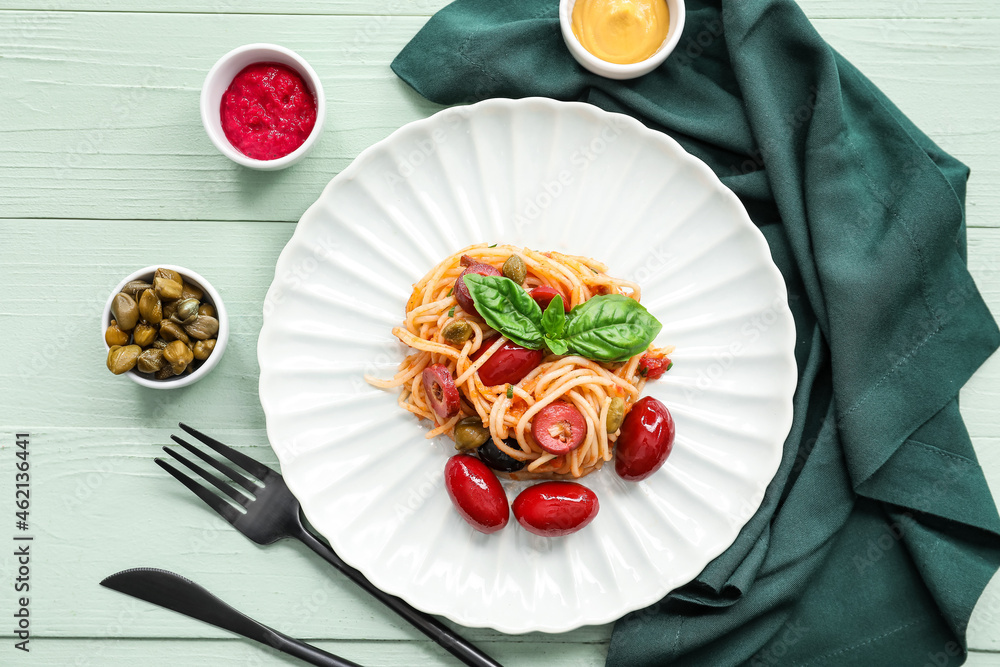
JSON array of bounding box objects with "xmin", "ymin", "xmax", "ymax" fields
[
  {"xmin": 2, "ymin": 0, "xmax": 999, "ymax": 664},
  {"xmin": 0, "ymin": 0, "xmax": 998, "ymax": 18},
  {"xmin": 0, "ymin": 12, "xmax": 997, "ymax": 227},
  {"xmin": 1, "ymin": 219, "xmax": 998, "ymax": 653},
  {"xmin": 1, "ymin": 220, "xmax": 997, "ymax": 440},
  {"xmin": 20, "ymin": 638, "xmax": 610, "ymax": 667},
  {"xmin": 0, "ymin": 425, "xmax": 612, "ymax": 646}
]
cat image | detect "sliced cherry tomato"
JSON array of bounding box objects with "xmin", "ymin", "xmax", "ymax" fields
[
  {"xmin": 472, "ymin": 337, "xmax": 543, "ymax": 386},
  {"xmin": 421, "ymin": 364, "xmax": 460, "ymax": 419},
  {"xmin": 444, "ymin": 455, "xmax": 509, "ymax": 534},
  {"xmin": 638, "ymin": 354, "xmax": 673, "ymax": 380},
  {"xmin": 512, "ymin": 482, "xmax": 599, "ymax": 537},
  {"xmin": 529, "ymin": 285, "xmax": 571, "ymax": 312},
  {"xmin": 455, "ymin": 261, "xmax": 501, "ymax": 318},
  {"xmin": 615, "ymin": 396, "xmax": 675, "ymax": 481},
  {"xmin": 531, "ymin": 401, "xmax": 587, "ymax": 455}
]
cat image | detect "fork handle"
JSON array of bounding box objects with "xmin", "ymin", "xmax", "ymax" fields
[{"xmin": 296, "ymin": 529, "xmax": 503, "ymax": 667}]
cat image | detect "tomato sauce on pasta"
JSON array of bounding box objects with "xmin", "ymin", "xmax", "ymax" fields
[{"xmin": 365, "ymin": 244, "xmax": 672, "ymax": 478}]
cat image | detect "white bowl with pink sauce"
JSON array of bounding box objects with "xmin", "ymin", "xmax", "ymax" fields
[{"xmin": 200, "ymin": 43, "xmax": 326, "ymax": 171}]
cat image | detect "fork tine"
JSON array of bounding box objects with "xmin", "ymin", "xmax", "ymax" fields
[
  {"xmin": 154, "ymin": 458, "xmax": 243, "ymax": 525},
  {"xmin": 170, "ymin": 434, "xmax": 258, "ymax": 493},
  {"xmin": 178, "ymin": 423, "xmax": 273, "ymax": 480},
  {"xmin": 161, "ymin": 446, "xmax": 253, "ymax": 507}
]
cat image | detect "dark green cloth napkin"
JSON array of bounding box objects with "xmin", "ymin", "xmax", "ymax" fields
[{"xmin": 391, "ymin": 1, "xmax": 1000, "ymax": 664}]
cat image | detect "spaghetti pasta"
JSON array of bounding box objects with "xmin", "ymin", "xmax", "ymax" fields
[{"xmin": 365, "ymin": 244, "xmax": 672, "ymax": 478}]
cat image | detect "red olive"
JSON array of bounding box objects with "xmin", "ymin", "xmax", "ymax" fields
[
  {"xmin": 512, "ymin": 482, "xmax": 599, "ymax": 537},
  {"xmin": 531, "ymin": 401, "xmax": 587, "ymax": 455},
  {"xmin": 529, "ymin": 285, "xmax": 571, "ymax": 312},
  {"xmin": 455, "ymin": 261, "xmax": 501, "ymax": 318},
  {"xmin": 422, "ymin": 364, "xmax": 460, "ymax": 419},
  {"xmin": 615, "ymin": 396, "xmax": 675, "ymax": 481},
  {"xmin": 472, "ymin": 337, "xmax": 544, "ymax": 386},
  {"xmin": 444, "ymin": 455, "xmax": 509, "ymax": 534}
]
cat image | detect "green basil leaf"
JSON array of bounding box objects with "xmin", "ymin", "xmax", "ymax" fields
[
  {"xmin": 564, "ymin": 295, "xmax": 662, "ymax": 362},
  {"xmin": 541, "ymin": 296, "xmax": 566, "ymax": 337},
  {"xmin": 544, "ymin": 337, "xmax": 570, "ymax": 356},
  {"xmin": 463, "ymin": 274, "xmax": 543, "ymax": 349}
]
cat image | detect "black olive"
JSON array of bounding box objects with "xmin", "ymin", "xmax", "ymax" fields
[{"xmin": 477, "ymin": 438, "xmax": 527, "ymax": 472}]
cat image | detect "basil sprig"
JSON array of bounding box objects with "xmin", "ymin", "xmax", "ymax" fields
[
  {"xmin": 463, "ymin": 275, "xmax": 661, "ymax": 362},
  {"xmin": 561, "ymin": 294, "xmax": 662, "ymax": 362},
  {"xmin": 462, "ymin": 274, "xmax": 543, "ymax": 349}
]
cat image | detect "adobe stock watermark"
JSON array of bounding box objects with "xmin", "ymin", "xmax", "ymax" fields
[
  {"xmin": 681, "ymin": 290, "xmax": 793, "ymax": 405},
  {"xmin": 672, "ymin": 16, "xmax": 725, "ymax": 69},
  {"xmin": 750, "ymin": 619, "xmax": 810, "ymax": 667},
  {"xmin": 262, "ymin": 232, "xmax": 342, "ymax": 318},
  {"xmin": 730, "ymin": 86, "xmax": 824, "ymax": 177},
  {"xmin": 380, "ymin": 102, "xmax": 486, "ymax": 192},
  {"xmin": 851, "ymin": 454, "xmax": 965, "ymax": 573},
  {"xmin": 393, "ymin": 467, "xmax": 443, "ymax": 523},
  {"xmin": 624, "ymin": 242, "xmax": 677, "ymax": 286},
  {"xmin": 513, "ymin": 115, "xmax": 631, "ymax": 233}
]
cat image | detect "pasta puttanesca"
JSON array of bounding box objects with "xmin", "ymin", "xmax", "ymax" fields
[{"xmin": 364, "ymin": 244, "xmax": 672, "ymax": 479}]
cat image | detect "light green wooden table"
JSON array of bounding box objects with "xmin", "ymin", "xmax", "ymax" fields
[{"xmin": 2, "ymin": 1, "xmax": 999, "ymax": 665}]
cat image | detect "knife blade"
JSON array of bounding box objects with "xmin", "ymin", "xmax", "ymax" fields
[{"xmin": 100, "ymin": 568, "xmax": 361, "ymax": 667}]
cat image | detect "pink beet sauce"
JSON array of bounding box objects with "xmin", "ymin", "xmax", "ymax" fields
[{"xmin": 220, "ymin": 62, "xmax": 317, "ymax": 160}]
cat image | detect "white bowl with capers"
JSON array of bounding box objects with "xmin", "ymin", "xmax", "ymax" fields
[{"xmin": 102, "ymin": 265, "xmax": 229, "ymax": 389}]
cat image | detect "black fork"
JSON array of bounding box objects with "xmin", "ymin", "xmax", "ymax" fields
[{"xmin": 156, "ymin": 423, "xmax": 502, "ymax": 667}]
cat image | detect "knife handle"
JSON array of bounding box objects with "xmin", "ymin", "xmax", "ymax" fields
[
  {"xmin": 270, "ymin": 630, "xmax": 363, "ymax": 667},
  {"xmin": 296, "ymin": 529, "xmax": 502, "ymax": 667}
]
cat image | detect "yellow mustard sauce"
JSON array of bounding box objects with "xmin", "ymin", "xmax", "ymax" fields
[{"xmin": 571, "ymin": 0, "xmax": 670, "ymax": 65}]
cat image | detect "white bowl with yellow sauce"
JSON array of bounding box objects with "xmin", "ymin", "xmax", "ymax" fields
[{"xmin": 560, "ymin": 0, "xmax": 685, "ymax": 80}]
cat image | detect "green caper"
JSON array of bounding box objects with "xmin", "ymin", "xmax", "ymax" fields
[
  {"xmin": 152, "ymin": 337, "xmax": 169, "ymax": 349},
  {"xmin": 107, "ymin": 344, "xmax": 141, "ymax": 375},
  {"xmin": 136, "ymin": 348, "xmax": 165, "ymax": 374},
  {"xmin": 155, "ymin": 364, "xmax": 176, "ymax": 380},
  {"xmin": 181, "ymin": 281, "xmax": 204, "ymax": 301},
  {"xmin": 138, "ymin": 289, "xmax": 162, "ymax": 326},
  {"xmin": 105, "ymin": 320, "xmax": 130, "ymax": 347},
  {"xmin": 184, "ymin": 315, "xmax": 219, "ymax": 340},
  {"xmin": 159, "ymin": 320, "xmax": 190, "ymax": 344},
  {"xmin": 502, "ymin": 255, "xmax": 527, "ymax": 285},
  {"xmin": 110, "ymin": 292, "xmax": 139, "ymax": 331},
  {"xmin": 198, "ymin": 303, "xmax": 216, "ymax": 318},
  {"xmin": 441, "ymin": 320, "xmax": 473, "ymax": 345},
  {"xmin": 153, "ymin": 269, "xmax": 183, "ymax": 300},
  {"xmin": 122, "ymin": 280, "xmax": 153, "ymax": 300},
  {"xmin": 606, "ymin": 396, "xmax": 626, "ymax": 433},
  {"xmin": 133, "ymin": 322, "xmax": 157, "ymax": 347},
  {"xmin": 154, "ymin": 267, "xmax": 182, "ymax": 284},
  {"xmin": 192, "ymin": 338, "xmax": 216, "ymax": 361},
  {"xmin": 172, "ymin": 298, "xmax": 201, "ymax": 325},
  {"xmin": 163, "ymin": 339, "xmax": 194, "ymax": 374},
  {"xmin": 453, "ymin": 417, "xmax": 491, "ymax": 451}
]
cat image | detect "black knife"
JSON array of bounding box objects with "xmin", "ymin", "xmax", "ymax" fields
[{"xmin": 100, "ymin": 568, "xmax": 361, "ymax": 667}]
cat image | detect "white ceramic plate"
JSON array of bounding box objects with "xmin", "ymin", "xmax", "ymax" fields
[{"xmin": 258, "ymin": 97, "xmax": 796, "ymax": 634}]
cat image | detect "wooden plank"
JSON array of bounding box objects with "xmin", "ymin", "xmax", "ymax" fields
[
  {"xmin": 0, "ymin": 429, "xmax": 997, "ymax": 648},
  {"xmin": 1, "ymin": 219, "xmax": 999, "ymax": 648},
  {"xmin": 19, "ymin": 638, "xmax": 609, "ymax": 666},
  {"xmin": 1, "ymin": 219, "xmax": 998, "ymax": 435},
  {"xmin": 0, "ymin": 423, "xmax": 610, "ymax": 643},
  {"xmin": 0, "ymin": 12, "xmax": 997, "ymax": 226},
  {"xmin": 0, "ymin": 1, "xmax": 998, "ymax": 19},
  {"xmin": 0, "ymin": 220, "xmax": 292, "ymax": 432},
  {"xmin": 11, "ymin": 638, "xmax": 1000, "ymax": 666}
]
